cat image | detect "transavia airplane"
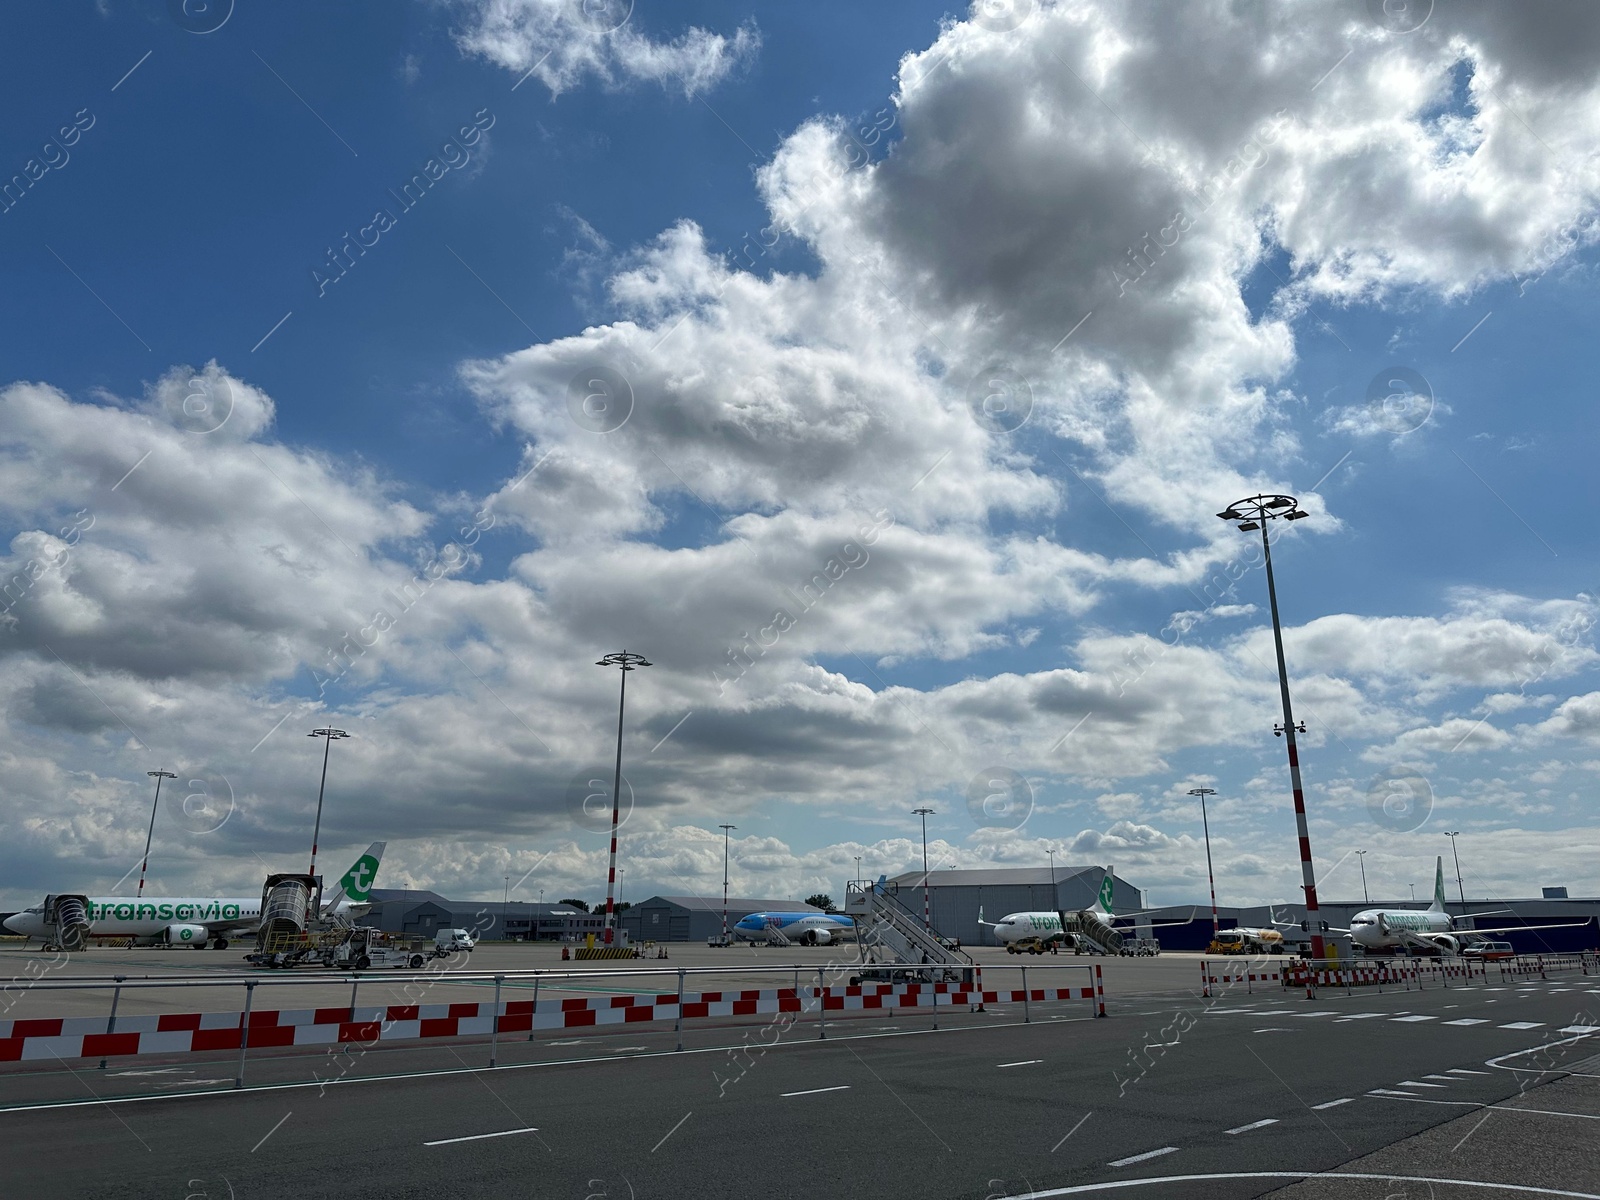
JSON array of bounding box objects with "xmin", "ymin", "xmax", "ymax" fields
[
  {"xmin": 732, "ymin": 910, "xmax": 856, "ymax": 945},
  {"xmin": 3, "ymin": 842, "xmax": 386, "ymax": 950},
  {"xmin": 979, "ymin": 869, "xmax": 1193, "ymax": 951},
  {"xmin": 1304, "ymin": 856, "xmax": 1588, "ymax": 956}
]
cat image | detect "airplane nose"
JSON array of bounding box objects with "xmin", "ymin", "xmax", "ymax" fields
[{"xmin": 2, "ymin": 915, "xmax": 24, "ymax": 935}]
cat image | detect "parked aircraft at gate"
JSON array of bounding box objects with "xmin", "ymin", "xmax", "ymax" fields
[
  {"xmin": 3, "ymin": 842, "xmax": 385, "ymax": 949},
  {"xmin": 732, "ymin": 910, "xmax": 856, "ymax": 945},
  {"xmin": 1297, "ymin": 857, "xmax": 1587, "ymax": 955}
]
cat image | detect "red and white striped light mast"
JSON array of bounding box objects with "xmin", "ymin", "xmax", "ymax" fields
[
  {"xmin": 596, "ymin": 651, "xmax": 650, "ymax": 945},
  {"xmin": 1216, "ymin": 494, "xmax": 1325, "ymax": 960},
  {"xmin": 912, "ymin": 806, "xmax": 935, "ymax": 930}
]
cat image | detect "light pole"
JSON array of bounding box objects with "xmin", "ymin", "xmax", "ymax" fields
[
  {"xmin": 503, "ymin": 875, "xmax": 510, "ymax": 939},
  {"xmin": 596, "ymin": 651, "xmax": 651, "ymax": 945},
  {"xmin": 912, "ymin": 806, "xmax": 934, "ymax": 930},
  {"xmin": 307, "ymin": 728, "xmax": 350, "ymax": 879},
  {"xmin": 1217, "ymin": 494, "xmax": 1325, "ymax": 959},
  {"xmin": 138, "ymin": 770, "xmax": 177, "ymax": 899},
  {"xmin": 1443, "ymin": 831, "xmax": 1466, "ymax": 907},
  {"xmin": 1410, "ymin": 883, "xmax": 1417, "ymax": 903},
  {"xmin": 1188, "ymin": 787, "xmax": 1220, "ymax": 938},
  {"xmin": 1356, "ymin": 850, "xmax": 1370, "ymax": 904},
  {"xmin": 719, "ymin": 824, "xmax": 737, "ymax": 942}
]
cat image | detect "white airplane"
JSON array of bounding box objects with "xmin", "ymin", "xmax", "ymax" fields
[
  {"xmin": 3, "ymin": 842, "xmax": 386, "ymax": 950},
  {"xmin": 1305, "ymin": 857, "xmax": 1587, "ymax": 956},
  {"xmin": 980, "ymin": 869, "xmax": 1193, "ymax": 951},
  {"xmin": 732, "ymin": 909, "xmax": 855, "ymax": 945}
]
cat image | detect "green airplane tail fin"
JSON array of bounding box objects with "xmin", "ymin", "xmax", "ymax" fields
[
  {"xmin": 1098, "ymin": 870, "xmax": 1115, "ymax": 913},
  {"xmin": 1430, "ymin": 855, "xmax": 1446, "ymax": 913},
  {"xmin": 326, "ymin": 842, "xmax": 386, "ymax": 911}
]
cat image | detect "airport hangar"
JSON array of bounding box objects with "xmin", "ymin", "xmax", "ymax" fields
[{"xmin": 365, "ymin": 890, "xmax": 818, "ymax": 943}]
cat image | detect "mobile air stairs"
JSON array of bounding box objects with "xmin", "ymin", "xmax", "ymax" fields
[
  {"xmin": 1063, "ymin": 912, "xmax": 1124, "ymax": 955},
  {"xmin": 843, "ymin": 877, "xmax": 979, "ymax": 985}
]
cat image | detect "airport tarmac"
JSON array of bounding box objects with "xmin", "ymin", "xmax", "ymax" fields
[
  {"xmin": 0, "ymin": 940, "xmax": 1207, "ymax": 1020},
  {"xmin": 1, "ymin": 967, "xmax": 1597, "ymax": 1198}
]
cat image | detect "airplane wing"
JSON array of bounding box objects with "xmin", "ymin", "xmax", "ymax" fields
[
  {"xmin": 1456, "ymin": 920, "xmax": 1592, "ymax": 937},
  {"xmin": 1272, "ymin": 918, "xmax": 1354, "ymax": 934}
]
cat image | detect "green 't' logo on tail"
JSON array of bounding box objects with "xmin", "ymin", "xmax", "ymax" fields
[
  {"xmin": 341, "ymin": 854, "xmax": 380, "ymax": 902},
  {"xmin": 1098, "ymin": 873, "xmax": 1115, "ymax": 913}
]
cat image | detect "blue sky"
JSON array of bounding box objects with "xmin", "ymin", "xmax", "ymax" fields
[{"xmin": 3, "ymin": 1, "xmax": 1599, "ymax": 912}]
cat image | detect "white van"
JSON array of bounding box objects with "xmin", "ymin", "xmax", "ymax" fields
[{"xmin": 435, "ymin": 928, "xmax": 477, "ymax": 953}]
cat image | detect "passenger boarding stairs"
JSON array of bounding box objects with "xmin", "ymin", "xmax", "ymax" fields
[
  {"xmin": 762, "ymin": 918, "xmax": 792, "ymax": 947},
  {"xmin": 844, "ymin": 878, "xmax": 977, "ymax": 980},
  {"xmin": 1061, "ymin": 911, "xmax": 1124, "ymax": 955}
]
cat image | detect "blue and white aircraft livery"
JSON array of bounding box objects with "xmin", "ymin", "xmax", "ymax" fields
[
  {"xmin": 733, "ymin": 909, "xmax": 855, "ymax": 945},
  {"xmin": 3, "ymin": 842, "xmax": 386, "ymax": 950}
]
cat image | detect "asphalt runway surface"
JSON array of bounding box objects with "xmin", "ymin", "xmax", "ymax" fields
[
  {"xmin": 0, "ymin": 940, "xmax": 1175, "ymax": 1020},
  {"xmin": 1, "ymin": 953, "xmax": 1597, "ymax": 1199}
]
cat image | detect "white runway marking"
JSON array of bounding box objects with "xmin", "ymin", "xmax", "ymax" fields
[
  {"xmin": 1559, "ymin": 1025, "xmax": 1600, "ymax": 1035},
  {"xmin": 1369, "ymin": 1089, "xmax": 1419, "ymax": 1097},
  {"xmin": 998, "ymin": 1060, "xmax": 1043, "ymax": 1068},
  {"xmin": 1225, "ymin": 1119, "xmax": 1278, "ymax": 1135},
  {"xmin": 1444, "ymin": 1019, "xmax": 1490, "ymax": 1026},
  {"xmin": 1392, "ymin": 1015, "xmax": 1436, "ymax": 1023},
  {"xmin": 1311, "ymin": 1098, "xmax": 1352, "ymax": 1110},
  {"xmin": 985, "ymin": 1170, "xmax": 1600, "ymax": 1198},
  {"xmin": 424, "ymin": 1128, "xmax": 538, "ymax": 1146},
  {"xmin": 781, "ymin": 1085, "xmax": 850, "ymax": 1097},
  {"xmin": 1449, "ymin": 1069, "xmax": 1491, "ymax": 1076},
  {"xmin": 1108, "ymin": 1147, "xmax": 1179, "ymax": 1167},
  {"xmin": 1399, "ymin": 1081, "xmax": 1449, "ymax": 1088},
  {"xmin": 1335, "ymin": 1013, "xmax": 1389, "ymax": 1020},
  {"xmin": 1500, "ymin": 1022, "xmax": 1545, "ymax": 1030}
]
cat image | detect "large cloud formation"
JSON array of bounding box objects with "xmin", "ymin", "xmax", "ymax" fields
[{"xmin": 5, "ymin": 1, "xmax": 1600, "ymax": 908}]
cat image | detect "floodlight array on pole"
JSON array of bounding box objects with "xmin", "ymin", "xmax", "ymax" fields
[
  {"xmin": 307, "ymin": 728, "xmax": 350, "ymax": 879},
  {"xmin": 138, "ymin": 770, "xmax": 177, "ymax": 899},
  {"xmin": 1188, "ymin": 787, "xmax": 1220, "ymax": 938},
  {"xmin": 1356, "ymin": 850, "xmax": 1370, "ymax": 904},
  {"xmin": 719, "ymin": 824, "xmax": 736, "ymax": 942},
  {"xmin": 1444, "ymin": 831, "xmax": 1466, "ymax": 907},
  {"xmin": 596, "ymin": 650, "xmax": 651, "ymax": 944},
  {"xmin": 913, "ymin": 807, "xmax": 934, "ymax": 930},
  {"xmin": 1216, "ymin": 493, "xmax": 1325, "ymax": 959}
]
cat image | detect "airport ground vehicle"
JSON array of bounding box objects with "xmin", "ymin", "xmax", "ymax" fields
[
  {"xmin": 327, "ymin": 927, "xmax": 432, "ymax": 970},
  {"xmin": 1207, "ymin": 927, "xmax": 1286, "ymax": 955},
  {"xmin": 435, "ymin": 928, "xmax": 477, "ymax": 953},
  {"xmin": 1005, "ymin": 936, "xmax": 1052, "ymax": 955},
  {"xmin": 1461, "ymin": 940, "xmax": 1515, "ymax": 961},
  {"xmin": 1122, "ymin": 937, "xmax": 1161, "ymax": 956}
]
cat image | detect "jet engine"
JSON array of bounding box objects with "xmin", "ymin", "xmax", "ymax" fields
[
  {"xmin": 165, "ymin": 923, "xmax": 209, "ymax": 948},
  {"xmin": 803, "ymin": 929, "xmax": 834, "ymax": 946}
]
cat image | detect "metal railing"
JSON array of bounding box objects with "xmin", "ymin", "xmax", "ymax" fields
[{"xmin": 0, "ymin": 960, "xmax": 1104, "ymax": 1092}]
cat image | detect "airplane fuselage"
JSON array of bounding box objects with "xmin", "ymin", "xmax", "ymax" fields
[
  {"xmin": 733, "ymin": 912, "xmax": 854, "ymax": 944},
  {"xmin": 1349, "ymin": 907, "xmax": 1453, "ymax": 952},
  {"xmin": 3, "ymin": 897, "xmax": 368, "ymax": 944}
]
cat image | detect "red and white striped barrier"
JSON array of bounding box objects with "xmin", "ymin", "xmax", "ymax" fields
[
  {"xmin": 0, "ymin": 980, "xmax": 1098, "ymax": 1063},
  {"xmin": 1200, "ymin": 961, "xmax": 1281, "ymax": 996}
]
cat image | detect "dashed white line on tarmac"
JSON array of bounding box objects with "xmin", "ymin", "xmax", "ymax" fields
[
  {"xmin": 424, "ymin": 1128, "xmax": 538, "ymax": 1146},
  {"xmin": 998, "ymin": 1060, "xmax": 1043, "ymax": 1068},
  {"xmin": 781, "ymin": 1086, "xmax": 851, "ymax": 1097},
  {"xmin": 1311, "ymin": 1098, "xmax": 1352, "ymax": 1110},
  {"xmin": 1108, "ymin": 1147, "xmax": 1179, "ymax": 1167},
  {"xmin": 1399, "ymin": 1081, "xmax": 1449, "ymax": 1089},
  {"xmin": 1559, "ymin": 1025, "xmax": 1600, "ymax": 1034},
  {"xmin": 1369, "ymin": 1089, "xmax": 1420, "ymax": 1097},
  {"xmin": 1500, "ymin": 1022, "xmax": 1545, "ymax": 1030},
  {"xmin": 1448, "ymin": 1069, "xmax": 1491, "ymax": 1076},
  {"xmin": 1392, "ymin": 1015, "xmax": 1436, "ymax": 1023},
  {"xmin": 1444, "ymin": 1019, "xmax": 1490, "ymax": 1026},
  {"xmin": 1225, "ymin": 1119, "xmax": 1278, "ymax": 1135}
]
